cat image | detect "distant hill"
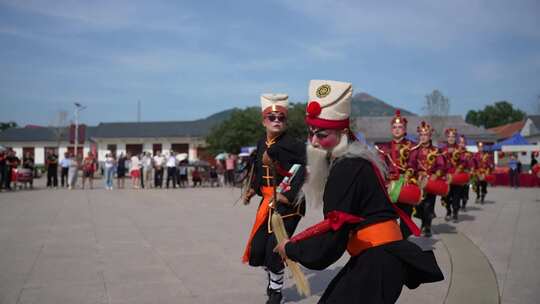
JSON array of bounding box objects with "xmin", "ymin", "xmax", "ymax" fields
[
  {"xmin": 352, "ymin": 93, "xmax": 416, "ymax": 117},
  {"xmin": 202, "ymin": 93, "xmax": 415, "ymax": 128}
]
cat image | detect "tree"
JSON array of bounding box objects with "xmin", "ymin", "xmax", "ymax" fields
[
  {"xmin": 465, "ymin": 101, "xmax": 526, "ymax": 129},
  {"xmin": 51, "ymin": 110, "xmax": 68, "ymax": 148},
  {"xmin": 423, "ymin": 89, "xmax": 450, "ymax": 140},
  {"xmin": 0, "ymin": 121, "xmax": 17, "ymax": 132},
  {"xmin": 205, "ymin": 103, "xmax": 308, "ymax": 155}
]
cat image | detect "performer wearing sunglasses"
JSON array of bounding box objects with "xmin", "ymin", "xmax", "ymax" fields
[
  {"xmin": 242, "ymin": 93, "xmax": 306, "ymax": 304},
  {"xmin": 275, "ymin": 80, "xmax": 443, "ymax": 303}
]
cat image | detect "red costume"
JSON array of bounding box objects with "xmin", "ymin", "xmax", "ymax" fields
[{"xmin": 473, "ymin": 142, "xmax": 495, "ymax": 203}]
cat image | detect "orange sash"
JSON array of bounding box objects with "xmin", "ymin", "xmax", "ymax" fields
[
  {"xmin": 346, "ymin": 219, "xmax": 403, "ymax": 256},
  {"xmin": 242, "ymin": 186, "xmax": 274, "ymax": 263}
]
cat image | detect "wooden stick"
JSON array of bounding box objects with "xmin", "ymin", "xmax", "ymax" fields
[{"xmin": 271, "ymin": 212, "xmax": 311, "ymax": 297}]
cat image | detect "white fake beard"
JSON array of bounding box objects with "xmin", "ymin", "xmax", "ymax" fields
[
  {"xmin": 302, "ymin": 144, "xmax": 330, "ymax": 209},
  {"xmin": 330, "ymin": 133, "xmax": 350, "ymax": 159}
]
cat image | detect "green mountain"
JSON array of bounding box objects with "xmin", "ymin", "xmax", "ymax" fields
[
  {"xmin": 203, "ymin": 93, "xmax": 415, "ymax": 125},
  {"xmin": 351, "ymin": 93, "xmax": 416, "ymax": 117}
]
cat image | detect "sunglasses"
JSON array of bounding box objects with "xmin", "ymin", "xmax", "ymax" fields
[
  {"xmin": 308, "ymin": 128, "xmax": 330, "ymax": 139},
  {"xmin": 266, "ymin": 114, "xmax": 286, "ymax": 122}
]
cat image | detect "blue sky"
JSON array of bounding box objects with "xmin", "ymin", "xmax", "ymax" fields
[{"xmin": 1, "ymin": 0, "xmax": 539, "ymax": 126}]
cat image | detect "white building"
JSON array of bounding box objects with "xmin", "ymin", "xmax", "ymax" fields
[{"xmin": 0, "ymin": 121, "xmax": 211, "ymax": 165}]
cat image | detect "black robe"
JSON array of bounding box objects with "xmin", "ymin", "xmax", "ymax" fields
[
  {"xmin": 248, "ymin": 132, "xmax": 307, "ymax": 273},
  {"xmin": 285, "ymin": 157, "xmax": 443, "ymax": 303}
]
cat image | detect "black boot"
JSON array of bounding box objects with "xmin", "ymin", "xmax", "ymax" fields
[
  {"xmin": 423, "ymin": 226, "xmax": 432, "ymax": 237},
  {"xmin": 267, "ymin": 289, "xmax": 283, "ymax": 304}
]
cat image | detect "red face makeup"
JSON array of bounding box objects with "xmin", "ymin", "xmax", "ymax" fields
[{"xmin": 308, "ymin": 128, "xmax": 340, "ymax": 149}]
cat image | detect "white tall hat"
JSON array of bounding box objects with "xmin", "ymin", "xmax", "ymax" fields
[
  {"xmin": 260, "ymin": 93, "xmax": 289, "ymax": 115},
  {"xmin": 305, "ymin": 80, "xmax": 352, "ymax": 129}
]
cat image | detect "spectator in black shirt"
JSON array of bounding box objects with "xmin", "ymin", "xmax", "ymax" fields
[
  {"xmin": 23, "ymin": 152, "xmax": 35, "ymax": 188},
  {"xmin": 46, "ymin": 150, "xmax": 59, "ymax": 188}
]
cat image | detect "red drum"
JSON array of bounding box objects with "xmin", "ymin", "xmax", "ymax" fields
[
  {"xmin": 397, "ymin": 184, "xmax": 422, "ymax": 205},
  {"xmin": 484, "ymin": 174, "xmax": 496, "ymax": 184},
  {"xmin": 424, "ymin": 179, "xmax": 449, "ymax": 196},
  {"xmin": 450, "ymin": 173, "xmax": 470, "ymax": 186}
]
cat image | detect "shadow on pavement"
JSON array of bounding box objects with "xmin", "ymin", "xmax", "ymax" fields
[
  {"xmin": 456, "ymin": 214, "xmax": 476, "ymax": 222},
  {"xmin": 282, "ymin": 266, "xmax": 342, "ymax": 302},
  {"xmin": 432, "ymin": 223, "xmax": 458, "ymax": 234},
  {"xmin": 462, "ymin": 206, "xmax": 482, "ymax": 211}
]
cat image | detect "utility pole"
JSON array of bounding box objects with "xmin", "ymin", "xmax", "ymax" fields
[
  {"xmin": 137, "ymin": 100, "xmax": 141, "ymax": 122},
  {"xmin": 74, "ymin": 102, "xmax": 86, "ymax": 158}
]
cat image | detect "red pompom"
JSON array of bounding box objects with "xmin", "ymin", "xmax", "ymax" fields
[{"xmin": 306, "ymin": 101, "xmax": 322, "ymax": 118}]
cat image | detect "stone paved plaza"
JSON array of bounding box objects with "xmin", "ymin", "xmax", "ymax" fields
[{"xmin": 0, "ymin": 179, "xmax": 539, "ymax": 304}]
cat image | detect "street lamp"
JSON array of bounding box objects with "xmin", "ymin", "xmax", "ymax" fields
[{"xmin": 74, "ymin": 102, "xmax": 87, "ymax": 158}]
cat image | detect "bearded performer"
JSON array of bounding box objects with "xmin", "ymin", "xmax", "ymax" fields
[
  {"xmin": 275, "ymin": 80, "xmax": 443, "ymax": 304},
  {"xmin": 441, "ymin": 129, "xmax": 472, "ymax": 221},
  {"xmin": 473, "ymin": 142, "xmax": 494, "ymax": 204},
  {"xmin": 376, "ymin": 110, "xmax": 419, "ymax": 239},
  {"xmin": 408, "ymin": 122, "xmax": 447, "ymax": 235},
  {"xmin": 242, "ymin": 93, "xmax": 306, "ymax": 304}
]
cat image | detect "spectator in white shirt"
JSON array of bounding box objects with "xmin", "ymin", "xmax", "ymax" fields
[
  {"xmin": 130, "ymin": 154, "xmax": 141, "ymax": 189},
  {"xmin": 166, "ymin": 152, "xmax": 177, "ymax": 188},
  {"xmin": 104, "ymin": 153, "xmax": 116, "ymax": 190},
  {"xmin": 60, "ymin": 152, "xmax": 71, "ymax": 188},
  {"xmin": 141, "ymin": 152, "xmax": 153, "ymax": 189},
  {"xmin": 153, "ymin": 151, "xmax": 165, "ymax": 188}
]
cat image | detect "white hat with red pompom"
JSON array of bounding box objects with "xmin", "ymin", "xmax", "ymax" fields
[{"xmin": 305, "ymin": 80, "xmax": 352, "ymax": 129}]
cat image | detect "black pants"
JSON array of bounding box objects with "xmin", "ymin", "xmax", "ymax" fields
[
  {"xmin": 61, "ymin": 167, "xmax": 69, "ymax": 187},
  {"xmin": 140, "ymin": 168, "xmax": 145, "ymax": 188},
  {"xmin": 0, "ymin": 166, "xmax": 5, "ymax": 190},
  {"xmin": 461, "ymin": 184, "xmax": 470, "ymax": 208},
  {"xmin": 509, "ymin": 169, "xmax": 519, "ymax": 188},
  {"xmin": 249, "ymin": 214, "xmax": 302, "ymax": 273},
  {"xmin": 1, "ymin": 166, "xmax": 9, "ymax": 189},
  {"xmin": 166, "ymin": 167, "xmax": 176, "ymax": 188},
  {"xmin": 154, "ymin": 168, "xmax": 163, "ymax": 188},
  {"xmin": 475, "ymin": 181, "xmax": 487, "ymax": 201},
  {"xmin": 226, "ymin": 170, "xmax": 234, "ymax": 185},
  {"xmin": 445, "ymin": 185, "xmax": 462, "ymax": 217},
  {"xmin": 396, "ymin": 203, "xmax": 414, "ymax": 239},
  {"xmin": 418, "ymin": 194, "xmax": 436, "ymax": 229},
  {"xmin": 47, "ymin": 166, "xmax": 58, "ymax": 187}
]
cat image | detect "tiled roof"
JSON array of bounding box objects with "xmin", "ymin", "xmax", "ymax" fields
[{"xmin": 487, "ymin": 120, "xmax": 526, "ymax": 140}]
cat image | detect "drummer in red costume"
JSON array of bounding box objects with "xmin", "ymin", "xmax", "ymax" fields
[
  {"xmin": 375, "ymin": 110, "xmax": 421, "ymax": 239},
  {"xmin": 408, "ymin": 121, "xmax": 447, "ymax": 237},
  {"xmin": 473, "ymin": 141, "xmax": 494, "ymax": 204},
  {"xmin": 441, "ymin": 129, "xmax": 472, "ymax": 222},
  {"xmin": 457, "ymin": 135, "xmax": 474, "ymax": 211}
]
